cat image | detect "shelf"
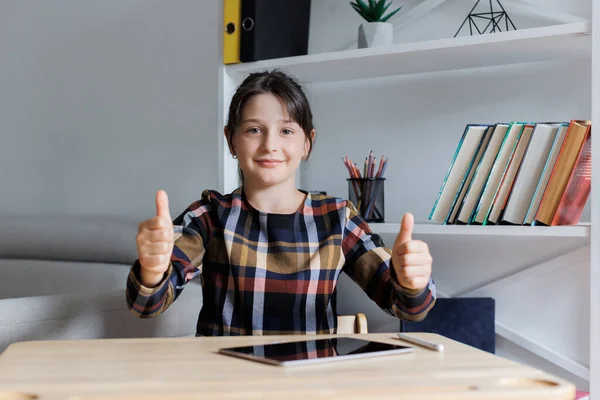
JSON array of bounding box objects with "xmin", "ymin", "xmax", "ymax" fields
[
  {"xmin": 371, "ymin": 222, "xmax": 590, "ymax": 297},
  {"xmin": 371, "ymin": 222, "xmax": 590, "ymax": 238},
  {"xmin": 225, "ymin": 22, "xmax": 591, "ymax": 83}
]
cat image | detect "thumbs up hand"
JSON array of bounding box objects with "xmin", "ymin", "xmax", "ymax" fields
[
  {"xmin": 135, "ymin": 190, "xmax": 174, "ymax": 287},
  {"xmin": 391, "ymin": 213, "xmax": 432, "ymax": 291}
]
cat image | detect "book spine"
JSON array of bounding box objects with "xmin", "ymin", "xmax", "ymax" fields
[
  {"xmin": 523, "ymin": 123, "xmax": 568, "ymax": 225},
  {"xmin": 470, "ymin": 137, "xmax": 508, "ymax": 223},
  {"xmin": 460, "ymin": 124, "xmax": 508, "ymax": 224},
  {"xmin": 551, "ymin": 130, "xmax": 592, "ymax": 225},
  {"xmin": 223, "ymin": 0, "xmax": 242, "ymax": 64},
  {"xmin": 491, "ymin": 125, "xmax": 534, "ymax": 224},
  {"xmin": 450, "ymin": 126, "xmax": 493, "ymax": 224},
  {"xmin": 499, "ymin": 124, "xmax": 540, "ymax": 225},
  {"xmin": 534, "ymin": 121, "xmax": 584, "ymax": 225},
  {"xmin": 480, "ymin": 123, "xmax": 524, "ymax": 225},
  {"xmin": 429, "ymin": 125, "xmax": 471, "ymax": 221},
  {"xmin": 239, "ymin": 0, "xmax": 256, "ymax": 62}
]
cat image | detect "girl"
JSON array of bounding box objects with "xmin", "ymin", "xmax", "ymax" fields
[{"xmin": 127, "ymin": 70, "xmax": 436, "ymax": 336}]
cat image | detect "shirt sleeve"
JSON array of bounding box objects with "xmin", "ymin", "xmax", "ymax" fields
[
  {"xmin": 126, "ymin": 193, "xmax": 214, "ymax": 318},
  {"xmin": 341, "ymin": 201, "xmax": 436, "ymax": 322}
]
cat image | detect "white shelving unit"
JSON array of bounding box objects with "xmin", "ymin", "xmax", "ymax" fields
[
  {"xmin": 371, "ymin": 222, "xmax": 591, "ymax": 237},
  {"xmin": 219, "ymin": 16, "xmax": 598, "ymax": 395},
  {"xmin": 590, "ymin": 0, "xmax": 600, "ymax": 396},
  {"xmin": 225, "ymin": 21, "xmax": 590, "ymax": 83},
  {"xmin": 220, "ymin": 21, "xmax": 593, "ymax": 193}
]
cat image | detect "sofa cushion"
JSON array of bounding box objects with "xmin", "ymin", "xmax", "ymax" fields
[
  {"xmin": 0, "ymin": 259, "xmax": 133, "ymax": 300},
  {"xmin": 0, "ymin": 286, "xmax": 203, "ymax": 352},
  {"xmin": 0, "ymin": 215, "xmax": 138, "ymax": 264}
]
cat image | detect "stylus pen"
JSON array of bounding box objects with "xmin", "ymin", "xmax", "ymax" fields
[{"xmin": 396, "ymin": 333, "xmax": 444, "ymax": 352}]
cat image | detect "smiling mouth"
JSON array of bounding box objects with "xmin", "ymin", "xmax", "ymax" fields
[{"xmin": 256, "ymin": 160, "xmax": 284, "ymax": 167}]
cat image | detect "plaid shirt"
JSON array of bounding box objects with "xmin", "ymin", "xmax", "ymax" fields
[{"xmin": 126, "ymin": 188, "xmax": 436, "ymax": 336}]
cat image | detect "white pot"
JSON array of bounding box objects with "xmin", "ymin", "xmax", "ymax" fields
[{"xmin": 358, "ymin": 22, "xmax": 393, "ymax": 49}]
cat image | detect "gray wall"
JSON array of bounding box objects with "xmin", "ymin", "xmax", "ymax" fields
[{"xmin": 0, "ymin": 0, "xmax": 219, "ymax": 220}]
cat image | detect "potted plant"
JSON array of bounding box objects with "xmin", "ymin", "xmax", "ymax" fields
[{"xmin": 350, "ymin": 0, "xmax": 402, "ymax": 48}]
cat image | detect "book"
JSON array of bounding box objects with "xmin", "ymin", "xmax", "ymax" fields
[
  {"xmin": 487, "ymin": 123, "xmax": 534, "ymax": 224},
  {"xmin": 447, "ymin": 125, "xmax": 494, "ymax": 224},
  {"xmin": 575, "ymin": 390, "xmax": 590, "ymax": 400},
  {"xmin": 500, "ymin": 123, "xmax": 562, "ymax": 225},
  {"xmin": 223, "ymin": 0, "xmax": 242, "ymax": 65},
  {"xmin": 523, "ymin": 122, "xmax": 569, "ymax": 225},
  {"xmin": 429, "ymin": 124, "xmax": 490, "ymax": 224},
  {"xmin": 550, "ymin": 124, "xmax": 592, "ymax": 225},
  {"xmin": 535, "ymin": 120, "xmax": 592, "ymax": 225},
  {"xmin": 455, "ymin": 123, "xmax": 509, "ymax": 224},
  {"xmin": 471, "ymin": 122, "xmax": 525, "ymax": 225},
  {"xmin": 240, "ymin": 0, "xmax": 312, "ymax": 62}
]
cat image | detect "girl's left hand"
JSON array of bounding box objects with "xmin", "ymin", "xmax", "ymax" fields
[{"xmin": 391, "ymin": 213, "xmax": 433, "ymax": 291}]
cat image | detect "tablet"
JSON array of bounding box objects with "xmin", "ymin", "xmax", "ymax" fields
[{"xmin": 217, "ymin": 337, "xmax": 414, "ymax": 366}]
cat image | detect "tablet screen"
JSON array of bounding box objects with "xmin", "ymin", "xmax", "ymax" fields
[{"xmin": 218, "ymin": 337, "xmax": 414, "ymax": 366}]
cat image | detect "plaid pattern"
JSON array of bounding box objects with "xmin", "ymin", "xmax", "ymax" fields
[{"xmin": 126, "ymin": 188, "xmax": 436, "ymax": 336}]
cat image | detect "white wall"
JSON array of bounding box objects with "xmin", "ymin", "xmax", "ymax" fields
[
  {"xmin": 0, "ymin": 0, "xmax": 219, "ymax": 220},
  {"xmin": 304, "ymin": 0, "xmax": 592, "ymax": 390},
  {"xmin": 302, "ymin": 60, "xmax": 591, "ymax": 224},
  {"xmin": 303, "ymin": 0, "xmax": 591, "ymax": 224},
  {"xmin": 309, "ymin": 0, "xmax": 591, "ymax": 55}
]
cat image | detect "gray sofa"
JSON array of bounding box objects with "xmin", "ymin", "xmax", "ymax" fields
[{"xmin": 0, "ymin": 215, "xmax": 203, "ymax": 353}]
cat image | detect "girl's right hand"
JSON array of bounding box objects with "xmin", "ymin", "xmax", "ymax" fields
[{"xmin": 136, "ymin": 190, "xmax": 174, "ymax": 287}]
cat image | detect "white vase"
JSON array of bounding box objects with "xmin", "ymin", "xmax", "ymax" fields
[{"xmin": 358, "ymin": 22, "xmax": 393, "ymax": 49}]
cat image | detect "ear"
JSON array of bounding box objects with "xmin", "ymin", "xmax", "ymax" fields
[
  {"xmin": 224, "ymin": 127, "xmax": 236, "ymax": 157},
  {"xmin": 304, "ymin": 129, "xmax": 316, "ymax": 159}
]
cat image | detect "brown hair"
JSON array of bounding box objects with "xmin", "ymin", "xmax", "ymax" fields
[{"xmin": 226, "ymin": 69, "xmax": 315, "ymax": 159}]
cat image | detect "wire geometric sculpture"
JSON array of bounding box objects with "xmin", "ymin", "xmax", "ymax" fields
[{"xmin": 454, "ymin": 0, "xmax": 517, "ymax": 37}]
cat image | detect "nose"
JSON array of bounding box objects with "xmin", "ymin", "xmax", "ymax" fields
[{"xmin": 260, "ymin": 130, "xmax": 278, "ymax": 153}]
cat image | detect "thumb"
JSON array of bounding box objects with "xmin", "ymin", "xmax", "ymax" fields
[
  {"xmin": 155, "ymin": 190, "xmax": 172, "ymax": 221},
  {"xmin": 396, "ymin": 212, "xmax": 414, "ymax": 245}
]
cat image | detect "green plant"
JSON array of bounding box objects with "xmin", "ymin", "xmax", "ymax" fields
[{"xmin": 350, "ymin": 0, "xmax": 402, "ymax": 23}]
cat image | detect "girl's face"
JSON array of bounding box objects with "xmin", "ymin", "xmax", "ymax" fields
[{"xmin": 227, "ymin": 93, "xmax": 312, "ymax": 189}]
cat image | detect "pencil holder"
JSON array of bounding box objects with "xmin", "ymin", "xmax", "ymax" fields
[{"xmin": 347, "ymin": 178, "xmax": 385, "ymax": 223}]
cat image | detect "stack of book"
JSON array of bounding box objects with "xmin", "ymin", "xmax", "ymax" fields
[{"xmin": 430, "ymin": 120, "xmax": 592, "ymax": 226}]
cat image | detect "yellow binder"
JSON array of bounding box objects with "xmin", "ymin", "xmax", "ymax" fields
[{"xmin": 223, "ymin": 0, "xmax": 241, "ymax": 64}]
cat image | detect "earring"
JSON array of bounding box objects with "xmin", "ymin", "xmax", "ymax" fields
[{"xmin": 232, "ymin": 154, "xmax": 238, "ymax": 159}]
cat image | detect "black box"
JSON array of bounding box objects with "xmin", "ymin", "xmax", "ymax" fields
[{"xmin": 240, "ymin": 0, "xmax": 312, "ymax": 62}]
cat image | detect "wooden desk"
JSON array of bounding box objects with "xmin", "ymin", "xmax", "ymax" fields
[{"xmin": 0, "ymin": 333, "xmax": 574, "ymax": 399}]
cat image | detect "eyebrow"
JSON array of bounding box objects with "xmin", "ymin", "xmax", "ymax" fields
[{"xmin": 241, "ymin": 118, "xmax": 295, "ymax": 124}]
